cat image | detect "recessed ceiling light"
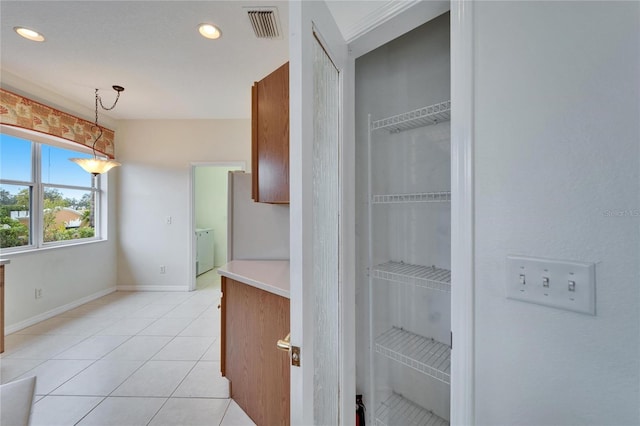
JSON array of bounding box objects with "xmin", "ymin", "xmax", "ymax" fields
[
  {"xmin": 14, "ymin": 26, "xmax": 45, "ymax": 42},
  {"xmin": 198, "ymin": 23, "xmax": 221, "ymax": 40}
]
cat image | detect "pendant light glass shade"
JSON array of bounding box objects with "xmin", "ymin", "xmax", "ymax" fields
[
  {"xmin": 71, "ymin": 85, "xmax": 124, "ymax": 175},
  {"xmin": 70, "ymin": 157, "xmax": 121, "ymax": 175}
]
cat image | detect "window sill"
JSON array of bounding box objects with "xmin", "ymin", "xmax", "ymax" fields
[{"xmin": 1, "ymin": 238, "xmax": 109, "ymax": 257}]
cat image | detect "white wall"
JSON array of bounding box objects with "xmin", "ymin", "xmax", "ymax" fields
[
  {"xmin": 195, "ymin": 165, "xmax": 241, "ymax": 267},
  {"xmin": 473, "ymin": 2, "xmax": 639, "ymax": 424},
  {"xmin": 3, "ymin": 233, "xmax": 117, "ymax": 331},
  {"xmin": 229, "ymin": 172, "xmax": 290, "ymax": 260},
  {"xmin": 2, "ymin": 166, "xmax": 117, "ymax": 331},
  {"xmin": 1, "ymin": 75, "xmax": 118, "ymax": 331},
  {"xmin": 116, "ymin": 119, "xmax": 250, "ymax": 290}
]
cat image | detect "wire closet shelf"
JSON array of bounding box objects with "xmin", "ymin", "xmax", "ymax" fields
[
  {"xmin": 367, "ymin": 99, "xmax": 453, "ymax": 426},
  {"xmin": 375, "ymin": 326, "xmax": 451, "ymax": 384},
  {"xmin": 372, "ymin": 191, "xmax": 451, "ymax": 204},
  {"xmin": 370, "ymin": 100, "xmax": 451, "ymax": 133},
  {"xmin": 371, "ymin": 261, "xmax": 451, "ymax": 293},
  {"xmin": 375, "ymin": 393, "xmax": 449, "ymax": 426}
]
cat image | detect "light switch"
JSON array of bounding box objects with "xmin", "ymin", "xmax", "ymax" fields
[{"xmin": 506, "ymin": 255, "xmax": 596, "ymax": 315}]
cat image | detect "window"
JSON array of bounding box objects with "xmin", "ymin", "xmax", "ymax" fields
[{"xmin": 0, "ymin": 133, "xmax": 104, "ymax": 251}]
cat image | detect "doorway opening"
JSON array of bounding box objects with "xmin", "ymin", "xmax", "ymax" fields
[{"xmin": 190, "ymin": 162, "xmax": 245, "ymax": 291}]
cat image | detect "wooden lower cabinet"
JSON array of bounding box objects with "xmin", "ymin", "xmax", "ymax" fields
[{"xmin": 221, "ymin": 276, "xmax": 290, "ymax": 425}]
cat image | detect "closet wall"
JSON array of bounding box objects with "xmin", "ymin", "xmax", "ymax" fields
[{"xmin": 355, "ymin": 12, "xmax": 451, "ymax": 423}]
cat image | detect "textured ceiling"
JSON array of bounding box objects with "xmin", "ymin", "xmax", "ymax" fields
[
  {"xmin": 0, "ymin": 1, "xmax": 290, "ymax": 119},
  {"xmin": 0, "ymin": 1, "xmax": 390, "ymax": 120}
]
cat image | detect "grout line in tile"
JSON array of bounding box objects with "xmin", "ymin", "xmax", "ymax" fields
[
  {"xmin": 32, "ymin": 358, "xmax": 101, "ymax": 396},
  {"xmin": 136, "ymin": 312, "xmax": 199, "ymax": 337},
  {"xmin": 72, "ymin": 395, "xmax": 107, "ymax": 426},
  {"xmin": 144, "ymin": 395, "xmax": 173, "ymax": 426},
  {"xmin": 29, "ymin": 334, "xmax": 96, "ymax": 361},
  {"xmin": 170, "ymin": 395, "xmax": 231, "ymax": 400},
  {"xmin": 103, "ymin": 358, "xmax": 154, "ymax": 399},
  {"xmin": 0, "ymin": 358, "xmax": 48, "ymax": 382},
  {"xmin": 218, "ymin": 398, "xmax": 233, "ymax": 426},
  {"xmin": 166, "ymin": 358, "xmax": 200, "ymax": 399}
]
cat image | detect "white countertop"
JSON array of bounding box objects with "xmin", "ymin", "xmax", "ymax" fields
[
  {"xmin": 217, "ymin": 260, "xmax": 290, "ymax": 299},
  {"xmin": 0, "ymin": 259, "xmax": 10, "ymax": 265}
]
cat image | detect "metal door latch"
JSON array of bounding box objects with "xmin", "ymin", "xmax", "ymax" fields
[
  {"xmin": 291, "ymin": 345, "xmax": 301, "ymax": 367},
  {"xmin": 277, "ymin": 333, "xmax": 301, "ymax": 367}
]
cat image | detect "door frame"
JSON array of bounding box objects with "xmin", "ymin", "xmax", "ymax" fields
[
  {"xmin": 344, "ymin": 1, "xmax": 475, "ymax": 424},
  {"xmin": 450, "ymin": 1, "xmax": 475, "ymax": 423},
  {"xmin": 289, "ymin": 0, "xmax": 475, "ymax": 423},
  {"xmin": 188, "ymin": 161, "xmax": 246, "ymax": 291}
]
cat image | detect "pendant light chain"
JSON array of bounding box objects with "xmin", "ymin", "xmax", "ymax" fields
[
  {"xmin": 97, "ymin": 87, "xmax": 122, "ymax": 111},
  {"xmin": 69, "ymin": 85, "xmax": 124, "ymax": 175},
  {"xmin": 91, "ymin": 89, "xmax": 104, "ymax": 156},
  {"xmin": 94, "ymin": 89, "xmax": 99, "ymax": 126},
  {"xmin": 91, "ymin": 86, "xmax": 123, "ymax": 154}
]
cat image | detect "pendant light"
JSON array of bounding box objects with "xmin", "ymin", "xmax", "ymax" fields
[{"xmin": 70, "ymin": 85, "xmax": 124, "ymax": 175}]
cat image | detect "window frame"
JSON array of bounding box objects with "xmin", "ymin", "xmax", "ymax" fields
[{"xmin": 0, "ymin": 131, "xmax": 106, "ymax": 253}]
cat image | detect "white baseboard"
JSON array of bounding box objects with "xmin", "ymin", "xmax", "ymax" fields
[
  {"xmin": 5, "ymin": 287, "xmax": 117, "ymax": 335},
  {"xmin": 116, "ymin": 285, "xmax": 190, "ymax": 292}
]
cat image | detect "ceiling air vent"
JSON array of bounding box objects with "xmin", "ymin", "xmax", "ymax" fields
[{"xmin": 246, "ymin": 7, "xmax": 281, "ymax": 39}]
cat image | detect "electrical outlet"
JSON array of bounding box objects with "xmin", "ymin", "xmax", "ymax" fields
[
  {"xmin": 35, "ymin": 288, "xmax": 43, "ymax": 299},
  {"xmin": 506, "ymin": 255, "xmax": 596, "ymax": 315},
  {"xmin": 160, "ymin": 265, "xmax": 166, "ymax": 274}
]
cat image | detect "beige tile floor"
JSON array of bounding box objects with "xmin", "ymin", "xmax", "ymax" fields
[{"xmin": 0, "ymin": 270, "xmax": 256, "ymax": 426}]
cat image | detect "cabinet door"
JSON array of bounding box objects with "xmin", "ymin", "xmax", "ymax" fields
[
  {"xmin": 252, "ymin": 62, "xmax": 289, "ymax": 204},
  {"xmin": 222, "ymin": 277, "xmax": 290, "ymax": 425}
]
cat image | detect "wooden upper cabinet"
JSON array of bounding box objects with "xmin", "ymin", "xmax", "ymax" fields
[{"xmin": 252, "ymin": 62, "xmax": 289, "ymax": 204}]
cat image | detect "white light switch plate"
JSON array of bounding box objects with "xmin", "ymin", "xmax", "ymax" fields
[{"xmin": 506, "ymin": 255, "xmax": 596, "ymax": 315}]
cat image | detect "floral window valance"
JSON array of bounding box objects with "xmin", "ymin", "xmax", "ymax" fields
[{"xmin": 0, "ymin": 88, "xmax": 115, "ymax": 159}]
